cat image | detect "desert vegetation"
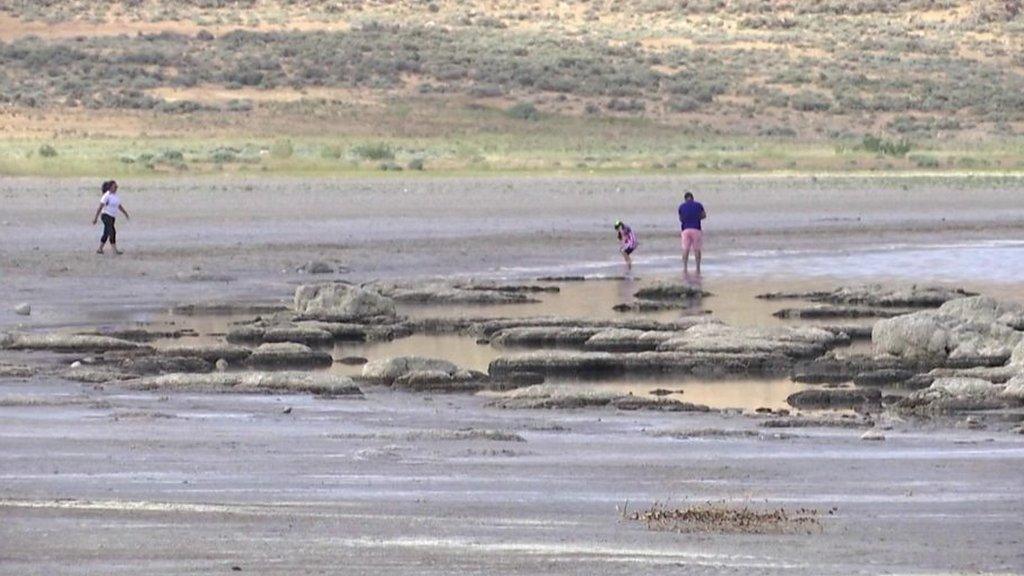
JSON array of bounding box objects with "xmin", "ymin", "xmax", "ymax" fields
[{"xmin": 1, "ymin": 0, "xmax": 1022, "ymax": 174}]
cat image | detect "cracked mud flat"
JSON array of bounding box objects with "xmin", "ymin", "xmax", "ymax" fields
[{"xmin": 3, "ymin": 176, "xmax": 1024, "ymax": 575}]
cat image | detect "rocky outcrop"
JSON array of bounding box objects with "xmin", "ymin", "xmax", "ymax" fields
[
  {"xmin": 758, "ymin": 284, "xmax": 974, "ymax": 308},
  {"xmin": 0, "ymin": 364, "xmax": 34, "ymax": 378},
  {"xmin": 294, "ymin": 283, "xmax": 398, "ymax": 322},
  {"xmin": 131, "ymin": 372, "xmax": 362, "ymax": 395},
  {"xmin": 0, "ymin": 332, "xmax": 149, "ymax": 353},
  {"xmin": 786, "ymin": 387, "xmax": 882, "ymax": 409},
  {"xmin": 455, "ymin": 282, "xmax": 559, "ymax": 294},
  {"xmin": 244, "ymin": 343, "xmax": 333, "ymax": 369},
  {"xmin": 773, "ymin": 305, "xmax": 912, "ymax": 319},
  {"xmin": 760, "ymin": 415, "xmax": 875, "ymax": 429},
  {"xmin": 378, "ymin": 282, "xmax": 540, "ymax": 305},
  {"xmin": 852, "ymin": 368, "xmax": 918, "ymax": 387},
  {"xmin": 306, "ymin": 320, "xmax": 410, "ymax": 342},
  {"xmin": 610, "ymin": 396, "xmax": 712, "ymax": 412},
  {"xmin": 171, "ymin": 302, "xmax": 288, "ymax": 316},
  {"xmin": 119, "ymin": 356, "xmax": 212, "ymax": 375},
  {"xmin": 157, "ymin": 343, "xmax": 252, "ymax": 363},
  {"xmin": 227, "ymin": 323, "xmax": 335, "ymax": 346},
  {"xmin": 297, "ymin": 260, "xmax": 335, "ymax": 274},
  {"xmin": 391, "ymin": 369, "xmax": 492, "ymax": 393},
  {"xmin": 226, "ymin": 318, "xmax": 396, "ymax": 345},
  {"xmin": 656, "ymin": 324, "xmax": 841, "ymax": 359},
  {"xmin": 583, "ymin": 329, "xmax": 676, "ymax": 352},
  {"xmin": 1001, "ymin": 375, "xmax": 1024, "ymax": 402},
  {"xmin": 76, "ymin": 328, "xmax": 196, "ymax": 342},
  {"xmin": 892, "ymin": 377, "xmax": 1018, "ymax": 415},
  {"xmin": 792, "ymin": 353, "xmax": 923, "ymax": 384},
  {"xmin": 613, "ymin": 301, "xmax": 710, "ymax": 313},
  {"xmin": 62, "ymin": 366, "xmax": 138, "ymax": 383},
  {"xmin": 536, "ymin": 275, "xmax": 586, "ymax": 282},
  {"xmin": 818, "ymin": 325, "xmax": 875, "ymax": 340},
  {"xmin": 633, "ymin": 283, "xmax": 710, "ymax": 300},
  {"xmin": 488, "ymin": 384, "xmax": 711, "ymax": 411},
  {"xmin": 361, "ymin": 356, "xmax": 459, "ymax": 384},
  {"xmin": 489, "ymin": 350, "xmax": 791, "ymax": 378},
  {"xmin": 465, "ymin": 317, "xmax": 709, "ymax": 339},
  {"xmin": 490, "ymin": 327, "xmax": 603, "ymax": 348},
  {"xmin": 873, "ymin": 297, "xmax": 1024, "ymax": 366}
]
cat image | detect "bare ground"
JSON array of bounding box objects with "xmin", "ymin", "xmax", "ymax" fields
[{"xmin": 4, "ymin": 174, "xmax": 1024, "ymax": 328}]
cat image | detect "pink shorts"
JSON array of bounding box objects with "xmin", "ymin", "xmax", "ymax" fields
[{"xmin": 681, "ymin": 229, "xmax": 703, "ymax": 251}]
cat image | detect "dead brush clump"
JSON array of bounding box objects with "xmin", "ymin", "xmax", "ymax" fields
[{"xmin": 627, "ymin": 502, "xmax": 828, "ymax": 535}]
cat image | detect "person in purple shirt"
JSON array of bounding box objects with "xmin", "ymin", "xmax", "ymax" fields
[
  {"xmin": 678, "ymin": 192, "xmax": 706, "ymax": 273},
  {"xmin": 614, "ymin": 220, "xmax": 637, "ymax": 270}
]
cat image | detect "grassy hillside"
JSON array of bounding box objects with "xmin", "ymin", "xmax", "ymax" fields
[{"xmin": 1, "ymin": 0, "xmax": 1023, "ymax": 175}]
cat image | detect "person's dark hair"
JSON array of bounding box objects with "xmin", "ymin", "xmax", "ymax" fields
[
  {"xmin": 684, "ymin": 191, "xmax": 694, "ymax": 200},
  {"xmin": 101, "ymin": 180, "xmax": 117, "ymax": 194}
]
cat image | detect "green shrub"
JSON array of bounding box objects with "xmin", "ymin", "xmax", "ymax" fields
[
  {"xmin": 225, "ymin": 99, "xmax": 253, "ymax": 112},
  {"xmin": 861, "ymin": 135, "xmax": 912, "ymax": 157},
  {"xmin": 270, "ymin": 139, "xmax": 294, "ymax": 159},
  {"xmin": 667, "ymin": 96, "xmax": 700, "ymax": 112},
  {"xmin": 407, "ymin": 158, "xmax": 425, "ymax": 171},
  {"xmin": 352, "ymin": 143, "xmax": 395, "ymax": 161},
  {"xmin": 910, "ymin": 154, "xmax": 940, "ymax": 168},
  {"xmin": 320, "ymin": 144, "xmax": 343, "ymax": 160},
  {"xmin": 209, "ymin": 148, "xmax": 238, "ymax": 163},
  {"xmin": 606, "ymin": 98, "xmax": 645, "ymax": 112},
  {"xmin": 160, "ymin": 149, "xmax": 184, "ymax": 162},
  {"xmin": 38, "ymin": 144, "xmax": 57, "ymax": 158},
  {"xmin": 758, "ymin": 126, "xmax": 798, "ymax": 138},
  {"xmin": 790, "ymin": 91, "xmax": 831, "ymax": 112},
  {"xmin": 506, "ymin": 102, "xmax": 539, "ymax": 120}
]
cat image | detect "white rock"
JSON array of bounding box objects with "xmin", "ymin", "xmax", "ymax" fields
[
  {"xmin": 134, "ymin": 372, "xmax": 360, "ymax": 395},
  {"xmin": 938, "ymin": 296, "xmax": 1024, "ymax": 326},
  {"xmin": 294, "ymin": 283, "xmax": 396, "ymax": 321},
  {"xmin": 362, "ymin": 356, "xmax": 458, "ymax": 383},
  {"xmin": 658, "ymin": 323, "xmax": 837, "ymax": 358},
  {"xmin": 860, "ymin": 430, "xmax": 886, "ymax": 441},
  {"xmin": 999, "ymin": 374, "xmax": 1024, "ymax": 401},
  {"xmin": 929, "ymin": 377, "xmax": 1001, "ymax": 397},
  {"xmin": 873, "ymin": 297, "xmax": 1023, "ymax": 362}
]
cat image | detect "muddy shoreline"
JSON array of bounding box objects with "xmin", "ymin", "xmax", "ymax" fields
[
  {"xmin": 4, "ymin": 174, "xmax": 1024, "ymax": 328},
  {"xmin": 3, "ymin": 175, "xmax": 1024, "ymax": 574}
]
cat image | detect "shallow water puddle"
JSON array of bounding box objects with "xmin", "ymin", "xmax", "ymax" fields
[
  {"xmin": 397, "ymin": 276, "xmax": 826, "ymax": 327},
  {"xmin": 330, "ymin": 334, "xmax": 500, "ymax": 376},
  {"xmin": 482, "ymin": 378, "xmax": 813, "ymax": 412},
  {"xmin": 67, "ymin": 274, "xmax": 926, "ymax": 413}
]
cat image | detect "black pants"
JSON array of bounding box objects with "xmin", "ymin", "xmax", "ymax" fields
[{"xmin": 100, "ymin": 214, "xmax": 116, "ymax": 244}]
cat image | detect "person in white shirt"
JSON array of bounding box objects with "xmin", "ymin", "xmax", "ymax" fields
[{"xmin": 92, "ymin": 180, "xmax": 130, "ymax": 254}]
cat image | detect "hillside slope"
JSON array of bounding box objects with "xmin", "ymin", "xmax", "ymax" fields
[{"xmin": 1, "ymin": 0, "xmax": 1022, "ymax": 174}]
